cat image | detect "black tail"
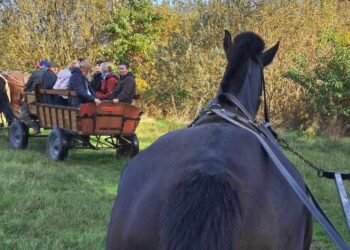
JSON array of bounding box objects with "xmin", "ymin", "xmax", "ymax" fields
[{"xmin": 160, "ymin": 168, "xmax": 240, "ymax": 250}]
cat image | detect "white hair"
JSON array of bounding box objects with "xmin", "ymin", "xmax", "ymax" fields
[{"xmin": 100, "ymin": 62, "xmax": 110, "ymax": 72}]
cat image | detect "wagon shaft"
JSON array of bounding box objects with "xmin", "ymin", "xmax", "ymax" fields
[{"xmin": 335, "ymin": 173, "xmax": 350, "ymax": 234}]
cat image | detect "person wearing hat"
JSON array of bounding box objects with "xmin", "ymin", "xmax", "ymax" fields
[
  {"xmin": 69, "ymin": 60, "xmax": 101, "ymax": 107},
  {"xmin": 42, "ymin": 61, "xmax": 59, "ymax": 89},
  {"xmin": 24, "ymin": 60, "xmax": 49, "ymax": 92}
]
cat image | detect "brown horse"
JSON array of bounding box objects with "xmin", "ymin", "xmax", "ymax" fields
[
  {"xmin": 0, "ymin": 71, "xmax": 28, "ymax": 117},
  {"xmin": 107, "ymin": 31, "xmax": 312, "ymax": 250}
]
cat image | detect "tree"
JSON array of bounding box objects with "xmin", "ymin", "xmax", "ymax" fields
[
  {"xmin": 0, "ymin": 0, "xmax": 114, "ymax": 71},
  {"xmin": 105, "ymin": 0, "xmax": 162, "ymax": 70}
]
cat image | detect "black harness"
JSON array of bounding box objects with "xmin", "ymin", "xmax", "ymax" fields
[{"xmin": 190, "ymin": 70, "xmax": 350, "ymax": 249}]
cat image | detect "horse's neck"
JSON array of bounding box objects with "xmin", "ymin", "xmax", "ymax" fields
[
  {"xmin": 215, "ymin": 88, "xmax": 256, "ymax": 118},
  {"xmin": 236, "ymin": 90, "xmax": 256, "ymax": 116}
]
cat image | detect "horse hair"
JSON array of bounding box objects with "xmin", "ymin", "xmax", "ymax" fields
[
  {"xmin": 160, "ymin": 168, "xmax": 241, "ymax": 250},
  {"xmin": 221, "ymin": 32, "xmax": 265, "ymax": 94}
]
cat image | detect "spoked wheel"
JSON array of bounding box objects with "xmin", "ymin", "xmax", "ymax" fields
[
  {"xmin": 116, "ymin": 134, "xmax": 139, "ymax": 158},
  {"xmin": 46, "ymin": 128, "xmax": 69, "ymax": 161},
  {"xmin": 8, "ymin": 120, "xmax": 29, "ymax": 149}
]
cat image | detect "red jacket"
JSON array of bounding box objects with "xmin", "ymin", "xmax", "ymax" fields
[{"xmin": 96, "ymin": 73, "xmax": 118, "ymax": 99}]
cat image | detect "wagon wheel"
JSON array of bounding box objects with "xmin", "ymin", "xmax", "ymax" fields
[
  {"xmin": 116, "ymin": 134, "xmax": 139, "ymax": 158},
  {"xmin": 8, "ymin": 120, "xmax": 29, "ymax": 149},
  {"xmin": 46, "ymin": 128, "xmax": 70, "ymax": 161}
]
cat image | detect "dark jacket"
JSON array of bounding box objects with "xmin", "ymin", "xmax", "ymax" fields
[
  {"xmin": 108, "ymin": 72, "xmax": 136, "ymax": 104},
  {"xmin": 24, "ymin": 68, "xmax": 46, "ymax": 92},
  {"xmin": 42, "ymin": 69, "xmax": 57, "ymax": 89},
  {"xmin": 96, "ymin": 73, "xmax": 118, "ymax": 100},
  {"xmin": 90, "ymin": 72, "xmax": 103, "ymax": 92},
  {"xmin": 69, "ymin": 67, "xmax": 96, "ymax": 108}
]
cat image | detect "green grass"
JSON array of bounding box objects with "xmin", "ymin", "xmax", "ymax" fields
[
  {"xmin": 0, "ymin": 118, "xmax": 349, "ymax": 249},
  {"xmin": 281, "ymin": 131, "xmax": 350, "ymax": 249}
]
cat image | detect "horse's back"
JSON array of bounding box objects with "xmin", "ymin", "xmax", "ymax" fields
[{"xmin": 107, "ymin": 123, "xmax": 311, "ymax": 250}]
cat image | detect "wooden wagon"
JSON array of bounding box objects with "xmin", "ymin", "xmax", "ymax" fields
[{"xmin": 4, "ymin": 73, "xmax": 142, "ymax": 161}]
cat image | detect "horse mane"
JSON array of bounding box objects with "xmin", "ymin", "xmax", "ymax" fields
[{"xmin": 221, "ymin": 32, "xmax": 265, "ymax": 94}]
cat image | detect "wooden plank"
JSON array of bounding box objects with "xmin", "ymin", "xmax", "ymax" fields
[
  {"xmin": 70, "ymin": 110, "xmax": 77, "ymax": 131},
  {"xmin": 51, "ymin": 107, "xmax": 57, "ymax": 127},
  {"xmin": 335, "ymin": 173, "xmax": 350, "ymax": 234},
  {"xmin": 44, "ymin": 107, "xmax": 51, "ymax": 127},
  {"xmin": 39, "ymin": 89, "xmax": 76, "ymax": 96},
  {"xmin": 37, "ymin": 105, "xmax": 43, "ymax": 125},
  {"xmin": 58, "ymin": 108, "xmax": 64, "ymax": 128},
  {"xmin": 40, "ymin": 106, "xmax": 46, "ymax": 127},
  {"xmin": 64, "ymin": 110, "xmax": 70, "ymax": 130}
]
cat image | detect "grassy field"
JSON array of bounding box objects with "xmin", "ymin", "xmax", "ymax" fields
[{"xmin": 0, "ymin": 117, "xmax": 350, "ymax": 249}]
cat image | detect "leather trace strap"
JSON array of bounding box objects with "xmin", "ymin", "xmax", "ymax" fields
[{"xmin": 210, "ymin": 108, "xmax": 350, "ymax": 250}]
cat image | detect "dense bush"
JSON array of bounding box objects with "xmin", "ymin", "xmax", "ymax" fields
[{"xmin": 285, "ymin": 32, "xmax": 350, "ymax": 136}]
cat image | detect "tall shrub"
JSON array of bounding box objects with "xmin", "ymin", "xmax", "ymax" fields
[{"xmin": 285, "ymin": 31, "xmax": 350, "ymax": 135}]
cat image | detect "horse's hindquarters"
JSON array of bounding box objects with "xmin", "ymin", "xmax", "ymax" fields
[{"xmin": 107, "ymin": 124, "xmax": 312, "ymax": 250}]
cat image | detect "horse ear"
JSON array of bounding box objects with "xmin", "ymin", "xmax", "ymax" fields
[
  {"xmin": 261, "ymin": 41, "xmax": 280, "ymax": 67},
  {"xmin": 223, "ymin": 30, "xmax": 232, "ymax": 56}
]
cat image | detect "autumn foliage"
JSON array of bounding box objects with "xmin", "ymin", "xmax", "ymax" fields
[{"xmin": 0, "ymin": 0, "xmax": 349, "ymax": 135}]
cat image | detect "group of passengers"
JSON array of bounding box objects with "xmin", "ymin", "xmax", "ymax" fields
[{"xmin": 24, "ymin": 59, "xmax": 136, "ymax": 108}]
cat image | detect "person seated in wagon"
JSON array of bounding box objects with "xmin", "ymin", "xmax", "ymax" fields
[
  {"xmin": 90, "ymin": 60, "xmax": 105, "ymax": 92},
  {"xmin": 24, "ymin": 60, "xmax": 49, "ymax": 92},
  {"xmin": 53, "ymin": 60, "xmax": 81, "ymax": 106},
  {"xmin": 95, "ymin": 62, "xmax": 118, "ymax": 100},
  {"xmin": 69, "ymin": 60, "xmax": 101, "ymax": 107},
  {"xmin": 108, "ymin": 62, "xmax": 136, "ymax": 104},
  {"xmin": 42, "ymin": 61, "xmax": 60, "ymax": 90},
  {"xmin": 41, "ymin": 61, "xmax": 60, "ymax": 104}
]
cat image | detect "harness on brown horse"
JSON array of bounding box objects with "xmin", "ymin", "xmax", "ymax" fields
[{"xmin": 190, "ymin": 66, "xmax": 350, "ymax": 249}]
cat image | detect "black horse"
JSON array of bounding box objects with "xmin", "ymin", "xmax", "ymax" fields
[{"xmin": 107, "ymin": 31, "xmax": 312, "ymax": 250}]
